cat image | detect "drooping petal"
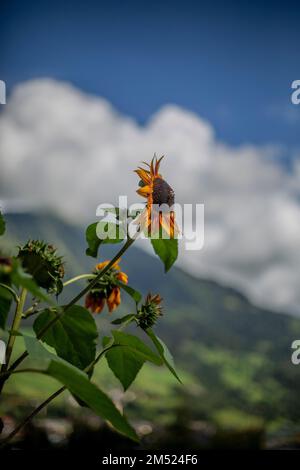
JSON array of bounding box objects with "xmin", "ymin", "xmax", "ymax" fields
[
  {"xmin": 107, "ymin": 287, "xmax": 120, "ymax": 312},
  {"xmin": 94, "ymin": 297, "xmax": 105, "ymax": 314},
  {"xmin": 134, "ymin": 168, "xmax": 151, "ymax": 184},
  {"xmin": 96, "ymin": 260, "xmax": 109, "ymax": 271},
  {"xmin": 117, "ymin": 271, "xmax": 128, "ymax": 284},
  {"xmin": 137, "ymin": 185, "xmax": 152, "ymax": 197},
  {"xmin": 155, "ymin": 155, "xmax": 164, "ymax": 175}
]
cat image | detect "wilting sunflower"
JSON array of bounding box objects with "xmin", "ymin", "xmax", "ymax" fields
[
  {"xmin": 135, "ymin": 155, "xmax": 178, "ymax": 238},
  {"xmin": 85, "ymin": 259, "xmax": 128, "ymax": 314}
]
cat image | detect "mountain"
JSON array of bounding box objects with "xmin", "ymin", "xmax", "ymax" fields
[{"xmin": 2, "ymin": 211, "xmax": 300, "ymax": 436}]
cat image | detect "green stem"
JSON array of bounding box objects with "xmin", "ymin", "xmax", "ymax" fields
[
  {"xmin": 0, "ymin": 288, "xmax": 27, "ymax": 395},
  {"xmin": 5, "ymin": 288, "xmax": 27, "ymax": 365},
  {"xmin": 0, "ymin": 283, "xmax": 19, "ymax": 303},
  {"xmin": 7, "ymin": 237, "xmax": 136, "ymax": 375},
  {"xmin": 0, "ymin": 386, "xmax": 66, "ymax": 447},
  {"xmin": 63, "ymin": 273, "xmax": 96, "ymax": 287},
  {"xmin": 0, "ymin": 368, "xmax": 45, "ymax": 379}
]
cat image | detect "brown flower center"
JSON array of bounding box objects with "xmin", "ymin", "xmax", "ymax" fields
[{"xmin": 152, "ymin": 178, "xmax": 175, "ymax": 207}]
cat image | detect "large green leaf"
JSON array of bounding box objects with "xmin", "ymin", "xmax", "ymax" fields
[
  {"xmin": 103, "ymin": 331, "xmax": 163, "ymax": 390},
  {"xmin": 104, "ymin": 340, "xmax": 144, "ymax": 391},
  {"xmin": 48, "ymin": 359, "xmax": 137, "ymax": 440},
  {"xmin": 0, "ymin": 211, "xmax": 5, "ymax": 236},
  {"xmin": 24, "ymin": 336, "xmax": 138, "ymax": 441},
  {"xmin": 147, "ymin": 329, "xmax": 181, "ymax": 383},
  {"xmin": 86, "ymin": 222, "xmax": 124, "ymax": 258},
  {"xmin": 150, "ymin": 237, "xmax": 178, "ymax": 272},
  {"xmin": 33, "ymin": 305, "xmax": 98, "ymax": 370},
  {"xmin": 103, "ymin": 331, "xmax": 162, "ymax": 389},
  {"xmin": 110, "ymin": 331, "xmax": 162, "ymax": 365}
]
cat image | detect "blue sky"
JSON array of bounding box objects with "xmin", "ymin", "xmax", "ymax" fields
[{"xmin": 1, "ymin": 0, "xmax": 300, "ymax": 149}]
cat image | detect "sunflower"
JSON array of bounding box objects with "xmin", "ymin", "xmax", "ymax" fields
[
  {"xmin": 85, "ymin": 259, "xmax": 128, "ymax": 314},
  {"xmin": 135, "ymin": 155, "xmax": 178, "ymax": 238}
]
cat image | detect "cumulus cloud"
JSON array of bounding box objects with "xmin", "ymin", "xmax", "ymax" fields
[{"xmin": 1, "ymin": 78, "xmax": 300, "ymax": 314}]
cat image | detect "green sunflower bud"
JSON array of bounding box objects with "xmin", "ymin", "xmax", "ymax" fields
[
  {"xmin": 17, "ymin": 240, "xmax": 64, "ymax": 293},
  {"xmin": 136, "ymin": 293, "xmax": 163, "ymax": 330}
]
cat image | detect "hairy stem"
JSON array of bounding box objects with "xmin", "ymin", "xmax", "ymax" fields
[
  {"xmin": 0, "ymin": 288, "xmax": 27, "ymax": 394},
  {"xmin": 63, "ymin": 273, "xmax": 96, "ymax": 287},
  {"xmin": 0, "ymin": 283, "xmax": 19, "ymax": 304},
  {"xmin": 0, "ymin": 386, "xmax": 66, "ymax": 447}
]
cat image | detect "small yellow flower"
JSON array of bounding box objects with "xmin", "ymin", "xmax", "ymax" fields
[
  {"xmin": 135, "ymin": 156, "xmax": 178, "ymax": 238},
  {"xmin": 85, "ymin": 259, "xmax": 128, "ymax": 314}
]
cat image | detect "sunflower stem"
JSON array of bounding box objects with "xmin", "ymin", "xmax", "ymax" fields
[
  {"xmin": 63, "ymin": 273, "xmax": 96, "ymax": 287},
  {"xmin": 0, "ymin": 288, "xmax": 27, "ymax": 395},
  {"xmin": 0, "ymin": 283, "xmax": 19, "ymax": 303}
]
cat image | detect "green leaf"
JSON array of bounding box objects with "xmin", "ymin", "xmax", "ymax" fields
[
  {"xmin": 109, "ymin": 331, "xmax": 162, "ymax": 365},
  {"xmin": 86, "ymin": 223, "xmax": 102, "ymax": 258},
  {"xmin": 111, "ymin": 314, "xmax": 136, "ymax": 326},
  {"xmin": 0, "ymin": 286, "xmax": 12, "ymax": 329},
  {"xmin": 24, "ymin": 336, "xmax": 138, "ymax": 441},
  {"xmin": 103, "ymin": 331, "xmax": 162, "ymax": 390},
  {"xmin": 116, "ymin": 282, "xmax": 142, "ymax": 304},
  {"xmin": 105, "ymin": 344, "xmax": 145, "ymax": 390},
  {"xmin": 0, "ymin": 211, "xmax": 5, "ymax": 236},
  {"xmin": 33, "ymin": 305, "xmax": 98, "ymax": 370},
  {"xmin": 11, "ymin": 261, "xmax": 54, "ymax": 304},
  {"xmin": 24, "ymin": 333, "xmax": 54, "ymax": 369},
  {"xmin": 86, "ymin": 222, "xmax": 124, "ymax": 258},
  {"xmin": 147, "ymin": 329, "xmax": 181, "ymax": 383},
  {"xmin": 48, "ymin": 360, "xmax": 138, "ymax": 440},
  {"xmin": 151, "ymin": 238, "xmax": 178, "ymax": 272}
]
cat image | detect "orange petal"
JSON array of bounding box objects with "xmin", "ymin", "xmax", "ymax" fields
[
  {"xmin": 117, "ymin": 272, "xmax": 128, "ymax": 284},
  {"xmin": 155, "ymin": 155, "xmax": 164, "ymax": 175},
  {"xmin": 115, "ymin": 288, "xmax": 121, "ymax": 306},
  {"xmin": 150, "ymin": 157, "xmax": 155, "ymax": 177},
  {"xmin": 135, "ymin": 168, "xmax": 151, "ymax": 184},
  {"xmin": 137, "ymin": 185, "xmax": 152, "ymax": 197},
  {"xmin": 107, "ymin": 288, "xmax": 119, "ymax": 312},
  {"xmin": 159, "ymin": 213, "xmax": 173, "ymax": 238},
  {"xmin": 95, "ymin": 299, "xmax": 105, "ymax": 314},
  {"xmin": 96, "ymin": 260, "xmax": 109, "ymax": 271}
]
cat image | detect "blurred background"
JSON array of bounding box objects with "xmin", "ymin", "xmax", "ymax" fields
[{"xmin": 1, "ymin": 0, "xmax": 300, "ymax": 449}]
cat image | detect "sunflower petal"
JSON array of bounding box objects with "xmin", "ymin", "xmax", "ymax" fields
[
  {"xmin": 117, "ymin": 271, "xmax": 128, "ymax": 284},
  {"xmin": 137, "ymin": 185, "xmax": 151, "ymax": 197},
  {"xmin": 155, "ymin": 155, "xmax": 164, "ymax": 175},
  {"xmin": 134, "ymin": 169, "xmax": 151, "ymax": 184}
]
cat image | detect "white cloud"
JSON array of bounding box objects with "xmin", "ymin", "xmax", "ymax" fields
[{"xmin": 1, "ymin": 78, "xmax": 300, "ymax": 314}]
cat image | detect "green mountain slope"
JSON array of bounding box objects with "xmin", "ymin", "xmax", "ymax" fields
[{"xmin": 2, "ymin": 212, "xmax": 300, "ymax": 434}]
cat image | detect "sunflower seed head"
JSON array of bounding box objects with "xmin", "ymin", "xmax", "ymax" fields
[{"xmin": 152, "ymin": 178, "xmax": 175, "ymax": 207}]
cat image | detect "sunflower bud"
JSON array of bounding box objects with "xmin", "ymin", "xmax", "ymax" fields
[
  {"xmin": 17, "ymin": 240, "xmax": 64, "ymax": 293},
  {"xmin": 136, "ymin": 293, "xmax": 163, "ymax": 330}
]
